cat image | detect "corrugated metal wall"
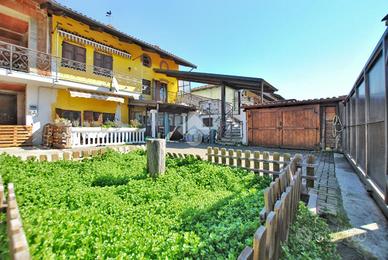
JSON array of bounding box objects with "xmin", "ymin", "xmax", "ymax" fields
[{"xmin": 342, "ymin": 28, "xmax": 388, "ymax": 212}]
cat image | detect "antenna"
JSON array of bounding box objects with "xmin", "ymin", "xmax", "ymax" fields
[{"xmin": 106, "ymin": 10, "xmax": 112, "ymax": 25}]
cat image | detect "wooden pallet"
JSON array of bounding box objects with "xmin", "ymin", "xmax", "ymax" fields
[{"xmin": 0, "ymin": 125, "xmax": 32, "ymax": 147}]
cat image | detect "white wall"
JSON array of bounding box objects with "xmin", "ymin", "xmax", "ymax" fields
[
  {"xmin": 26, "ymin": 85, "xmax": 57, "ymax": 145},
  {"xmin": 187, "ymin": 111, "xmax": 219, "ymax": 136}
]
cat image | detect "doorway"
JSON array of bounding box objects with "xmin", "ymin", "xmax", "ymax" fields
[{"xmin": 0, "ymin": 93, "xmax": 17, "ymax": 125}]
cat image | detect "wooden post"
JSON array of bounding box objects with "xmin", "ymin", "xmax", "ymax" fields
[
  {"xmin": 265, "ymin": 212, "xmax": 276, "ymax": 260},
  {"xmin": 282, "ymin": 153, "xmax": 291, "ymax": 168},
  {"xmin": 228, "ymin": 149, "xmax": 234, "ymax": 166},
  {"xmin": 273, "ymin": 200, "xmax": 283, "ymax": 260},
  {"xmin": 214, "ymin": 147, "xmax": 219, "ymax": 164},
  {"xmin": 263, "ymin": 151, "xmax": 269, "ymax": 174},
  {"xmin": 238, "ymin": 246, "xmax": 253, "ymax": 260},
  {"xmin": 146, "ymin": 139, "xmax": 166, "ymax": 177},
  {"xmin": 236, "ymin": 150, "xmax": 242, "ymax": 167},
  {"xmin": 207, "ymin": 147, "xmax": 212, "ymax": 162},
  {"xmin": 253, "ymin": 226, "xmax": 267, "ymax": 260},
  {"xmin": 221, "ymin": 148, "xmax": 227, "ymax": 165},
  {"xmin": 306, "ymin": 154, "xmax": 316, "ymax": 188},
  {"xmin": 245, "ymin": 150, "xmax": 251, "ymax": 169},
  {"xmin": 254, "ymin": 151, "xmax": 260, "ymax": 172},
  {"xmin": 272, "ymin": 152, "xmax": 280, "ymax": 172}
]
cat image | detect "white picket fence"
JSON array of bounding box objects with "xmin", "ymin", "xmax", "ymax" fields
[{"xmin": 70, "ymin": 127, "xmax": 146, "ymax": 147}]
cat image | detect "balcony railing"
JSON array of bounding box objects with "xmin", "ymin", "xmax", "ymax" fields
[{"xmin": 0, "ymin": 40, "xmax": 141, "ymax": 91}]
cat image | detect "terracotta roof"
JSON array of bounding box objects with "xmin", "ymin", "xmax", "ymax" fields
[
  {"xmin": 243, "ymin": 96, "xmax": 346, "ymax": 110},
  {"xmin": 40, "ymin": 1, "xmax": 197, "ymax": 68}
]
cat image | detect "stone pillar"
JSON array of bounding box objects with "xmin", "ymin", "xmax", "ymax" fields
[
  {"xmin": 147, "ymin": 138, "xmax": 166, "ymax": 177},
  {"xmin": 181, "ymin": 113, "xmax": 187, "ymax": 135},
  {"xmin": 150, "ymin": 109, "xmax": 157, "ymax": 138}
]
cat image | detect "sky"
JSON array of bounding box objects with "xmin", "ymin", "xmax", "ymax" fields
[{"xmin": 57, "ymin": 0, "xmax": 388, "ymax": 99}]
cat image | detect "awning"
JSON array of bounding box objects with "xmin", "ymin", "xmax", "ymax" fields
[{"xmin": 69, "ymin": 90, "xmax": 125, "ymax": 103}]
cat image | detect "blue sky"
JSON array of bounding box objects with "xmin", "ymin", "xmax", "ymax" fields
[{"xmin": 57, "ymin": 0, "xmax": 387, "ymax": 99}]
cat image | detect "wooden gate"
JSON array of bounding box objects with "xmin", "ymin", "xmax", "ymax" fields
[{"xmin": 247, "ymin": 105, "xmax": 320, "ymax": 149}]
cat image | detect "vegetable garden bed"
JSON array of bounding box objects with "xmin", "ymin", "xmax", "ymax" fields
[{"xmin": 0, "ymin": 150, "xmax": 271, "ymax": 259}]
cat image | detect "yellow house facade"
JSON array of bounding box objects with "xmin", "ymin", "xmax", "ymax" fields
[{"xmin": 42, "ymin": 1, "xmax": 196, "ymax": 131}]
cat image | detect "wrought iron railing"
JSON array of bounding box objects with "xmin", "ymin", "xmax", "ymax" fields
[{"xmin": 0, "ymin": 40, "xmax": 140, "ymax": 90}]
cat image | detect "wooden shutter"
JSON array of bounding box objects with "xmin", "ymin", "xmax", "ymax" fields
[
  {"xmin": 104, "ymin": 55, "xmax": 113, "ymax": 70},
  {"xmin": 75, "ymin": 46, "xmax": 86, "ymax": 63},
  {"xmin": 94, "ymin": 52, "xmax": 103, "ymax": 68},
  {"xmin": 62, "ymin": 42, "xmax": 74, "ymax": 60},
  {"xmin": 83, "ymin": 111, "xmax": 93, "ymax": 123}
]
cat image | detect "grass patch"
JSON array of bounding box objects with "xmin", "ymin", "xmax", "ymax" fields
[
  {"xmin": 0, "ymin": 150, "xmax": 271, "ymax": 259},
  {"xmin": 281, "ymin": 202, "xmax": 340, "ymax": 260}
]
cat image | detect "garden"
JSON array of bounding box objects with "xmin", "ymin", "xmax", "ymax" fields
[{"xmin": 0, "ymin": 149, "xmax": 338, "ymax": 259}]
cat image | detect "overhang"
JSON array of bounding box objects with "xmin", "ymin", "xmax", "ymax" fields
[
  {"xmin": 153, "ymin": 69, "xmax": 278, "ymax": 93},
  {"xmin": 40, "ymin": 1, "xmax": 197, "ymax": 68},
  {"xmin": 243, "ymin": 96, "xmax": 346, "ymax": 110},
  {"xmin": 128, "ymin": 99, "xmax": 196, "ymax": 113}
]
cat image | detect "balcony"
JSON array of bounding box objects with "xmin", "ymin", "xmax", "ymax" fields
[{"xmin": 0, "ymin": 40, "xmax": 141, "ymax": 94}]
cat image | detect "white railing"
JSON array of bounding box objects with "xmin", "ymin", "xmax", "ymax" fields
[{"xmin": 70, "ymin": 127, "xmax": 146, "ymax": 147}]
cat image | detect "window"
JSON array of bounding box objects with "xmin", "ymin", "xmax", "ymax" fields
[
  {"xmin": 56, "ymin": 108, "xmax": 81, "ymax": 126},
  {"xmin": 84, "ymin": 111, "xmax": 115, "ymax": 126},
  {"xmin": 142, "ymin": 79, "xmax": 151, "ymax": 95},
  {"xmin": 142, "ymin": 54, "xmax": 151, "ymax": 67},
  {"xmin": 202, "ymin": 118, "xmax": 213, "ymax": 127},
  {"xmin": 61, "ymin": 42, "xmax": 86, "ymax": 71},
  {"xmin": 159, "ymin": 82, "xmax": 167, "ymax": 102},
  {"xmin": 103, "ymin": 113, "xmax": 115, "ymax": 123},
  {"xmin": 160, "ymin": 60, "xmax": 169, "ymax": 70},
  {"xmin": 94, "ymin": 51, "xmax": 113, "ymax": 77}
]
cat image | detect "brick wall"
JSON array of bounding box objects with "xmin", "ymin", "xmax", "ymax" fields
[{"xmin": 1, "ymin": 0, "xmax": 48, "ymax": 53}]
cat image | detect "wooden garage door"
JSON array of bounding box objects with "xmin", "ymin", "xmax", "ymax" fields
[
  {"xmin": 247, "ymin": 105, "xmax": 320, "ymax": 149},
  {"xmin": 248, "ymin": 108, "xmax": 281, "ymax": 146}
]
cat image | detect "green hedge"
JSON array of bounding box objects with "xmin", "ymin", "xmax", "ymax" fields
[{"xmin": 0, "ymin": 150, "xmax": 271, "ymax": 259}]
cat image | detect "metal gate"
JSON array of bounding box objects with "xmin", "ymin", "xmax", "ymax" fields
[{"xmin": 247, "ymin": 104, "xmax": 320, "ymax": 149}]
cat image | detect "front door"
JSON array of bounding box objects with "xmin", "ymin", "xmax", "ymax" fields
[{"xmin": 0, "ymin": 93, "xmax": 17, "ymax": 125}]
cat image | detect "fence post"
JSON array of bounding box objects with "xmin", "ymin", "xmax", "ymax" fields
[
  {"xmin": 263, "ymin": 151, "xmax": 269, "ymax": 174},
  {"xmin": 272, "ymin": 152, "xmax": 280, "ymax": 172},
  {"xmin": 245, "ymin": 150, "xmax": 251, "ymax": 169},
  {"xmin": 265, "ymin": 212, "xmax": 276, "ymax": 260},
  {"xmin": 283, "ymin": 153, "xmax": 291, "ymax": 168},
  {"xmin": 253, "ymin": 226, "xmax": 267, "ymax": 260},
  {"xmin": 238, "ymin": 246, "xmax": 253, "ymax": 260},
  {"xmin": 228, "ymin": 149, "xmax": 234, "ymax": 166},
  {"xmin": 146, "ymin": 139, "xmax": 166, "ymax": 177},
  {"xmin": 221, "ymin": 148, "xmax": 227, "ymax": 165},
  {"xmin": 207, "ymin": 147, "xmax": 212, "ymax": 162},
  {"xmin": 306, "ymin": 154, "xmax": 316, "ymax": 188},
  {"xmin": 214, "ymin": 147, "xmax": 219, "ymax": 164},
  {"xmin": 236, "ymin": 150, "xmax": 242, "ymax": 167},
  {"xmin": 253, "ymin": 151, "xmax": 260, "ymax": 172}
]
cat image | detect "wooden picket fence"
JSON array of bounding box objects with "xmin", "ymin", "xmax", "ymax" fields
[
  {"xmin": 238, "ymin": 155, "xmax": 307, "ymax": 260},
  {"xmin": 205, "ymin": 147, "xmax": 316, "ymax": 260},
  {"xmin": 166, "ymin": 152, "xmax": 202, "ymax": 161},
  {"xmin": 206, "ymin": 147, "xmax": 292, "ymax": 177},
  {"xmin": 0, "ymin": 177, "xmax": 30, "ymax": 260}
]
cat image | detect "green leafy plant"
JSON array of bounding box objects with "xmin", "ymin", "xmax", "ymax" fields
[
  {"xmin": 0, "ymin": 151, "xmax": 271, "ymax": 259},
  {"xmin": 281, "ymin": 202, "xmax": 340, "ymax": 260}
]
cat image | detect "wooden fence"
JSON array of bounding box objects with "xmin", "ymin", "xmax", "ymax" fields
[
  {"xmin": 0, "ymin": 126, "xmax": 32, "ymax": 148},
  {"xmin": 166, "ymin": 152, "xmax": 202, "ymax": 161},
  {"xmin": 205, "ymin": 147, "xmax": 316, "ymax": 260},
  {"xmin": 0, "ymin": 178, "xmax": 30, "ymax": 259},
  {"xmin": 206, "ymin": 147, "xmax": 292, "ymax": 177}
]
